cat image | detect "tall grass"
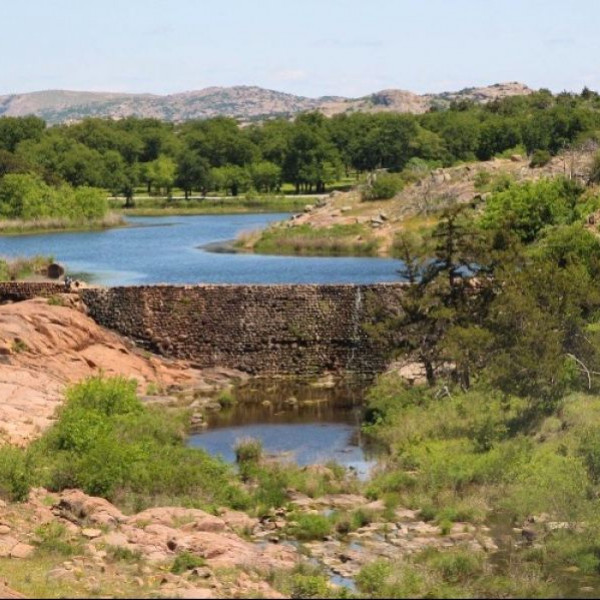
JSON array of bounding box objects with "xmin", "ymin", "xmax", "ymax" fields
[
  {"xmin": 0, "ymin": 212, "xmax": 123, "ymax": 235},
  {"xmin": 248, "ymin": 223, "xmax": 380, "ymax": 256}
]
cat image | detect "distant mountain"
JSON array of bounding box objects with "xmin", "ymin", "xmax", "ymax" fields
[{"xmin": 0, "ymin": 82, "xmax": 534, "ymax": 124}]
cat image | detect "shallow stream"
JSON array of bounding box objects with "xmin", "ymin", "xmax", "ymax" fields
[{"xmin": 188, "ymin": 377, "xmax": 380, "ymax": 479}]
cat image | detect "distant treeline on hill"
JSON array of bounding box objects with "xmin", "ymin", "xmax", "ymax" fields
[{"xmin": 1, "ymin": 87, "xmax": 600, "ymax": 213}]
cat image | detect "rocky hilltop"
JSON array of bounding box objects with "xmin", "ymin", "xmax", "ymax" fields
[{"xmin": 0, "ymin": 82, "xmax": 533, "ymax": 124}]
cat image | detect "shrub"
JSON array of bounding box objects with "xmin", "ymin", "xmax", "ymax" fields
[
  {"xmin": 529, "ymin": 149, "xmax": 552, "ymax": 168},
  {"xmin": 361, "ymin": 173, "xmax": 403, "ymax": 201},
  {"xmin": 473, "ymin": 170, "xmax": 491, "ymax": 190},
  {"xmin": 234, "ymin": 437, "xmax": 263, "ymax": 464},
  {"xmin": 289, "ymin": 574, "xmax": 331, "ymax": 599},
  {"xmin": 0, "ymin": 445, "xmax": 30, "ymax": 501},
  {"xmin": 29, "ymin": 376, "xmax": 245, "ymax": 509},
  {"xmin": 425, "ymin": 549, "xmax": 484, "ymax": 583},
  {"xmin": 217, "ymin": 389, "xmax": 236, "ymax": 409},
  {"xmin": 171, "ymin": 551, "xmax": 206, "ymax": 574},
  {"xmin": 34, "ymin": 522, "xmax": 79, "ymax": 556},
  {"xmin": 480, "ymin": 177, "xmax": 585, "ymax": 243},
  {"xmin": 287, "ymin": 513, "xmax": 334, "ymax": 540}
]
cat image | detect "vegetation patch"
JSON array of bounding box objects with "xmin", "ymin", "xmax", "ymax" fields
[{"xmin": 249, "ymin": 223, "xmax": 380, "ymax": 256}]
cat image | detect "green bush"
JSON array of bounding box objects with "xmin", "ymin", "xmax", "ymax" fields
[
  {"xmin": 289, "ymin": 574, "xmax": 331, "ymax": 599},
  {"xmin": 171, "ymin": 551, "xmax": 206, "ymax": 574},
  {"xmin": 0, "ymin": 174, "xmax": 107, "ymax": 222},
  {"xmin": 0, "ymin": 445, "xmax": 30, "ymax": 502},
  {"xmin": 27, "ymin": 376, "xmax": 245, "ymax": 509},
  {"xmin": 361, "ymin": 173, "xmax": 403, "ymax": 201},
  {"xmin": 480, "ymin": 177, "xmax": 585, "ymax": 243},
  {"xmin": 473, "ymin": 170, "xmax": 491, "ymax": 190},
  {"xmin": 529, "ymin": 149, "xmax": 551, "ymax": 168},
  {"xmin": 287, "ymin": 513, "xmax": 334, "ymax": 540},
  {"xmin": 34, "ymin": 522, "xmax": 79, "ymax": 556},
  {"xmin": 234, "ymin": 437, "xmax": 263, "ymax": 464}
]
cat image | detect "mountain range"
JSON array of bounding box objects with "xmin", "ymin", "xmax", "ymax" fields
[{"xmin": 0, "ymin": 82, "xmax": 533, "ymax": 124}]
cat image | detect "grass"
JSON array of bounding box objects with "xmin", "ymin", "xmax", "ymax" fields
[
  {"xmin": 244, "ymin": 223, "xmax": 380, "ymax": 256},
  {"xmin": 0, "ymin": 212, "xmax": 124, "ymax": 235},
  {"xmin": 0, "ymin": 255, "xmax": 53, "ymax": 281},
  {"xmin": 113, "ymin": 194, "xmax": 308, "ymax": 216},
  {"xmin": 360, "ymin": 373, "xmax": 600, "ymax": 594}
]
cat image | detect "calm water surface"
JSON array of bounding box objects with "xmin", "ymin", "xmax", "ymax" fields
[
  {"xmin": 188, "ymin": 378, "xmax": 380, "ymax": 479},
  {"xmin": 0, "ymin": 214, "xmax": 404, "ymax": 285}
]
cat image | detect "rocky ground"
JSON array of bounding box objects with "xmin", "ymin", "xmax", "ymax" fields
[
  {"xmin": 0, "ymin": 295, "xmax": 246, "ymax": 445},
  {"xmin": 254, "ymin": 149, "xmax": 595, "ymax": 257},
  {"xmin": 0, "ymin": 484, "xmax": 502, "ymax": 599}
]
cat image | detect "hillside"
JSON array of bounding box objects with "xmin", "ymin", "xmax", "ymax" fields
[{"xmin": 0, "ymin": 82, "xmax": 533, "ymax": 124}]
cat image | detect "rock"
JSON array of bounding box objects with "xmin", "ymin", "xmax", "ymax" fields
[
  {"xmin": 47, "ymin": 263, "xmax": 65, "ymax": 279},
  {"xmin": 134, "ymin": 507, "xmax": 226, "ymax": 533},
  {"xmin": 0, "ymin": 536, "xmax": 19, "ymax": 558},
  {"xmin": 379, "ymin": 212, "xmax": 388, "ymax": 221},
  {"xmin": 510, "ymin": 154, "xmax": 523, "ymax": 162},
  {"xmin": 303, "ymin": 204, "xmax": 314, "ymax": 212},
  {"xmin": 176, "ymin": 588, "xmax": 215, "ymax": 599},
  {"xmin": 0, "ymin": 580, "xmax": 26, "ymax": 598},
  {"xmin": 0, "ymin": 526, "xmax": 11, "ymax": 535},
  {"xmin": 218, "ymin": 510, "xmax": 258, "ymax": 533},
  {"xmin": 340, "ymin": 206, "xmax": 353, "ymax": 213},
  {"xmin": 10, "ymin": 543, "xmax": 35, "ymax": 559},
  {"xmin": 81, "ymin": 528, "xmax": 102, "ymax": 539},
  {"xmin": 56, "ymin": 490, "xmax": 126, "ymax": 528},
  {"xmin": 521, "ymin": 527, "xmax": 537, "ymax": 542}
]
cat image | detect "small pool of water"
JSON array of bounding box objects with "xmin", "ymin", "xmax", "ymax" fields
[{"xmin": 188, "ymin": 378, "xmax": 380, "ymax": 479}]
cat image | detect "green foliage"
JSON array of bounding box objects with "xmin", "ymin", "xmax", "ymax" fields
[
  {"xmin": 34, "ymin": 522, "xmax": 79, "ymax": 556},
  {"xmin": 481, "ymin": 177, "xmax": 585, "ymax": 243},
  {"xmin": 361, "ymin": 172, "xmax": 403, "ymax": 201},
  {"xmin": 234, "ymin": 437, "xmax": 263, "ymax": 465},
  {"xmin": 253, "ymin": 223, "xmax": 379, "ymax": 256},
  {"xmin": 286, "ymin": 513, "xmax": 334, "ymax": 540},
  {"xmin": 0, "ymin": 173, "xmax": 107, "ymax": 223},
  {"xmin": 529, "ymin": 149, "xmax": 551, "ymax": 167},
  {"xmin": 170, "ymin": 551, "xmax": 206, "ymax": 574},
  {"xmin": 0, "ymin": 445, "xmax": 30, "ymax": 501},
  {"xmin": 473, "ymin": 170, "xmax": 491, "ymax": 190},
  {"xmin": 289, "ymin": 574, "xmax": 332, "ymax": 599},
  {"xmin": 26, "ymin": 376, "xmax": 246, "ymax": 509}
]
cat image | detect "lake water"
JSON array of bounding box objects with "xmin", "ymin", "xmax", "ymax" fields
[
  {"xmin": 0, "ymin": 214, "xmax": 404, "ymax": 286},
  {"xmin": 188, "ymin": 377, "xmax": 380, "ymax": 479}
]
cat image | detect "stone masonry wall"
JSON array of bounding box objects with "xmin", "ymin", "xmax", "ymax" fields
[
  {"xmin": 0, "ymin": 281, "xmax": 66, "ymax": 302},
  {"xmin": 0, "ymin": 282, "xmax": 406, "ymax": 375}
]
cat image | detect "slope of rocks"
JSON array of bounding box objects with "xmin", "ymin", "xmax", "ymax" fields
[{"xmin": 0, "ymin": 295, "xmax": 242, "ymax": 445}]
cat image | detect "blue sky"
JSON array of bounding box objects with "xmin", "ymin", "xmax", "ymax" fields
[{"xmin": 1, "ymin": 0, "xmax": 598, "ymax": 97}]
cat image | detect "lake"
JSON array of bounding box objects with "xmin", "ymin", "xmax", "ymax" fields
[{"xmin": 0, "ymin": 214, "xmax": 404, "ymax": 285}]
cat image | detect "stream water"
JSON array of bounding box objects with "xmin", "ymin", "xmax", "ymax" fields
[{"xmin": 188, "ymin": 377, "xmax": 380, "ymax": 479}]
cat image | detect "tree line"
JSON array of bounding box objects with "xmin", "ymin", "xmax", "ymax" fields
[{"xmin": 1, "ymin": 87, "xmax": 600, "ymax": 208}]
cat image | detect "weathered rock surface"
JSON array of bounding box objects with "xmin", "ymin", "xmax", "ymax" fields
[{"xmin": 0, "ymin": 297, "xmax": 242, "ymax": 444}]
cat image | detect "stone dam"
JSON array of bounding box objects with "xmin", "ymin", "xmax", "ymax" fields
[{"xmin": 0, "ymin": 282, "xmax": 407, "ymax": 375}]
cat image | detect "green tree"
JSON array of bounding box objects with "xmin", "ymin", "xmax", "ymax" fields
[{"xmin": 146, "ymin": 155, "xmax": 176, "ymax": 197}]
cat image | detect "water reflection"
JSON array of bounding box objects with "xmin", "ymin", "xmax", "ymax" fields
[{"xmin": 188, "ymin": 377, "xmax": 381, "ymax": 479}]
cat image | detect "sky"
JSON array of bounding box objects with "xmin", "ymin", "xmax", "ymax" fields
[{"xmin": 1, "ymin": 0, "xmax": 599, "ymax": 98}]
